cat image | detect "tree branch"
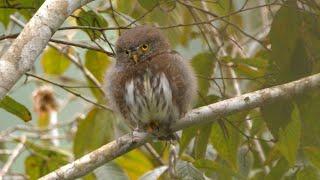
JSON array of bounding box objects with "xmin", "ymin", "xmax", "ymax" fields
[
  {"xmin": 0, "ymin": 0, "xmax": 95, "ymax": 99},
  {"xmin": 40, "ymin": 72, "xmax": 320, "ymax": 180}
]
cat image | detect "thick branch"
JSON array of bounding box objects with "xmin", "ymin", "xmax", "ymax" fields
[
  {"xmin": 0, "ymin": 0, "xmax": 94, "ymax": 99},
  {"xmin": 41, "ymin": 72, "xmax": 320, "ymax": 180}
]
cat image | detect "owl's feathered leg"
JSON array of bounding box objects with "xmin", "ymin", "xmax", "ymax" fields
[{"xmin": 144, "ymin": 121, "xmax": 179, "ymax": 141}]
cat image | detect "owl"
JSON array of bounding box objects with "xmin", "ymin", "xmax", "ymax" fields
[{"xmin": 105, "ymin": 25, "xmax": 197, "ymax": 140}]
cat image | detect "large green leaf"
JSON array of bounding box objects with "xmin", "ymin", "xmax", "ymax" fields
[
  {"xmin": 297, "ymin": 92, "xmax": 320, "ymax": 147},
  {"xmin": 76, "ymin": 10, "xmax": 108, "ymax": 40},
  {"xmin": 210, "ymin": 122, "xmax": 240, "ymax": 170},
  {"xmin": 85, "ymin": 50, "xmax": 111, "ymax": 101},
  {"xmin": 261, "ymin": 100, "xmax": 293, "ymax": 138},
  {"xmin": 269, "ymin": 1, "xmax": 301, "ymax": 81},
  {"xmin": 191, "ymin": 52, "xmax": 215, "ymax": 97},
  {"xmin": 276, "ymin": 105, "xmax": 301, "ymax": 166},
  {"xmin": 41, "ymin": 47, "xmax": 71, "ymax": 75},
  {"xmin": 193, "ymin": 123, "xmax": 212, "ymax": 160},
  {"xmin": 0, "ymin": 96, "xmax": 31, "ymax": 122},
  {"xmin": 73, "ymin": 108, "xmax": 114, "ymax": 157}
]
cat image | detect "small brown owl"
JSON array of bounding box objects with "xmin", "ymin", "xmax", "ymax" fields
[{"xmin": 104, "ymin": 25, "xmax": 197, "ymax": 140}]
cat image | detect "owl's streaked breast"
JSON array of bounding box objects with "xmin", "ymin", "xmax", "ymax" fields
[{"xmin": 124, "ymin": 69, "xmax": 179, "ymax": 126}]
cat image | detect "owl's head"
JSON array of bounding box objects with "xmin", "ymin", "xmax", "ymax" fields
[{"xmin": 115, "ymin": 25, "xmax": 170, "ymax": 65}]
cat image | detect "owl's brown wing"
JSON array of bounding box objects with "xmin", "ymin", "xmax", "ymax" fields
[
  {"xmin": 104, "ymin": 64, "xmax": 136, "ymax": 128},
  {"xmin": 153, "ymin": 51, "xmax": 197, "ymax": 117}
]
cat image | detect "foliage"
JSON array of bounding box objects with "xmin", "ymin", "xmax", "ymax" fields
[{"xmin": 1, "ymin": 0, "xmax": 320, "ymax": 179}]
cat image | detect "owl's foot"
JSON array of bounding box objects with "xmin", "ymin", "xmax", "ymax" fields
[{"xmin": 146, "ymin": 121, "xmax": 160, "ymax": 134}]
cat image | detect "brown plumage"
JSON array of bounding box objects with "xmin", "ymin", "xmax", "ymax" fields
[{"xmin": 104, "ymin": 25, "xmax": 197, "ymax": 139}]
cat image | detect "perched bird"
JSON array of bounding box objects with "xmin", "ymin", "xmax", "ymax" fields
[{"xmin": 104, "ymin": 25, "xmax": 197, "ymax": 140}]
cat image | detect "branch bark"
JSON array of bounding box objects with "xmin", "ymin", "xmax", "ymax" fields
[
  {"xmin": 41, "ymin": 72, "xmax": 320, "ymax": 180},
  {"xmin": 0, "ymin": 0, "xmax": 94, "ymax": 99}
]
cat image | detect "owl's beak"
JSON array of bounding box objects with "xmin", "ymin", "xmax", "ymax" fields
[{"xmin": 131, "ymin": 53, "xmax": 139, "ymax": 64}]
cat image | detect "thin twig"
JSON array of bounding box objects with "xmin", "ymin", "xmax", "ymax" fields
[
  {"xmin": 25, "ymin": 73, "xmax": 111, "ymax": 111},
  {"xmin": 0, "ymin": 136, "xmax": 26, "ymax": 177}
]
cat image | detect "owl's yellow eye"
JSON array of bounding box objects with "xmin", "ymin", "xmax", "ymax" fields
[{"xmin": 141, "ymin": 44, "xmax": 149, "ymax": 51}]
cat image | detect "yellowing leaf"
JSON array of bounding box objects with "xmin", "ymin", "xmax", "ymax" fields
[
  {"xmin": 116, "ymin": 149, "xmax": 153, "ymax": 179},
  {"xmin": 41, "ymin": 47, "xmax": 71, "ymax": 75},
  {"xmin": 73, "ymin": 108, "xmax": 115, "ymax": 158}
]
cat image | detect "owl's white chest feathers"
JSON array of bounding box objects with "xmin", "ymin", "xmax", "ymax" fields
[{"xmin": 124, "ymin": 69, "xmax": 179, "ymax": 125}]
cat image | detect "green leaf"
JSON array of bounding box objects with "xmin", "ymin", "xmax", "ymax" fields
[
  {"xmin": 41, "ymin": 47, "xmax": 71, "ymax": 75},
  {"xmin": 180, "ymin": 126, "xmax": 197, "ymax": 155},
  {"xmin": 276, "ymin": 105, "xmax": 301, "ymax": 166},
  {"xmin": 210, "ymin": 122, "xmax": 240, "ymax": 170},
  {"xmin": 0, "ymin": 9, "xmax": 15, "ymax": 27},
  {"xmin": 193, "ymin": 123, "xmax": 212, "ymax": 160},
  {"xmin": 297, "ymin": 166, "xmax": 320, "ymax": 180},
  {"xmin": 116, "ymin": 149, "xmax": 153, "ymax": 179},
  {"xmin": 297, "ymin": 92, "xmax": 320, "ymax": 147},
  {"xmin": 73, "ymin": 108, "xmax": 114, "ymax": 157},
  {"xmin": 222, "ymin": 56, "xmax": 269, "ymax": 79},
  {"xmin": 304, "ymin": 147, "xmax": 320, "ymax": 170},
  {"xmin": 24, "ymin": 141, "xmax": 70, "ymax": 179},
  {"xmin": 191, "ymin": 52, "xmax": 215, "ymax": 97},
  {"xmin": 261, "ymin": 100, "xmax": 293, "ymax": 138},
  {"xmin": 76, "ymin": 10, "xmax": 108, "ymax": 40},
  {"xmin": 0, "ymin": 96, "xmax": 31, "ymax": 122},
  {"xmin": 25, "ymin": 153, "xmax": 68, "ymax": 179},
  {"xmin": 0, "ymin": 0, "xmax": 44, "ymax": 26},
  {"xmin": 85, "ymin": 50, "xmax": 111, "ymax": 101},
  {"xmin": 117, "ymin": 0, "xmax": 138, "ymax": 14},
  {"xmin": 138, "ymin": 0, "xmax": 158, "ymax": 10},
  {"xmin": 270, "ymin": 1, "xmax": 301, "ymax": 75}
]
